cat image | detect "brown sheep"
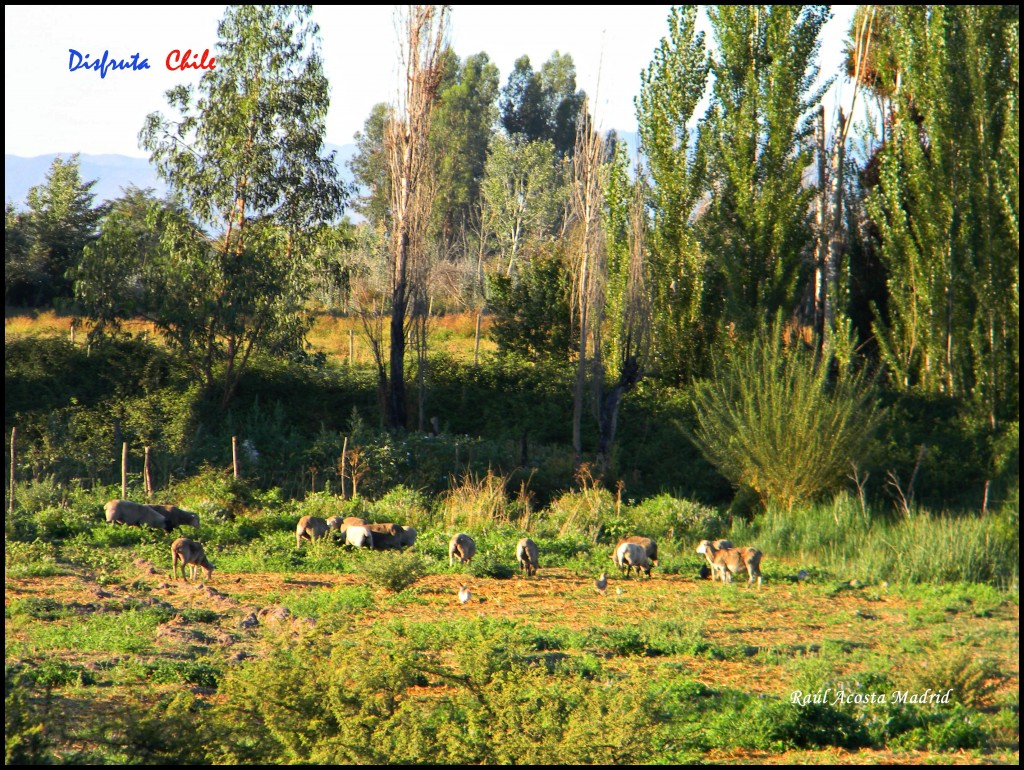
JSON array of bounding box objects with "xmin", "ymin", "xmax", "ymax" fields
[
  {"xmin": 367, "ymin": 522, "xmax": 405, "ymax": 550},
  {"xmin": 516, "ymin": 537, "xmax": 539, "ymax": 577},
  {"xmin": 397, "ymin": 525, "xmax": 417, "ymax": 550},
  {"xmin": 171, "ymin": 537, "xmax": 214, "ymax": 582},
  {"xmin": 695, "ymin": 539, "xmax": 733, "ymax": 580},
  {"xmin": 104, "ymin": 499, "xmax": 167, "ymax": 531},
  {"xmin": 148, "ymin": 504, "xmax": 200, "ymax": 531},
  {"xmin": 696, "ymin": 540, "xmax": 763, "ymax": 588},
  {"xmin": 296, "ymin": 515, "xmax": 330, "ymax": 548},
  {"xmin": 449, "ymin": 533, "xmax": 476, "ymax": 566}
]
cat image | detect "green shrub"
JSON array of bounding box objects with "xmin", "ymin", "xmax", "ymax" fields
[
  {"xmin": 357, "ymin": 550, "xmax": 428, "ymax": 592},
  {"xmin": 467, "ymin": 550, "xmax": 516, "ymax": 579},
  {"xmin": 4, "ymin": 540, "xmax": 62, "ymax": 577},
  {"xmin": 692, "ymin": 317, "xmax": 882, "ymax": 510}
]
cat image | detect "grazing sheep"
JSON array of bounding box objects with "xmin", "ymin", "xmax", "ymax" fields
[
  {"xmin": 615, "ymin": 541, "xmax": 653, "ymax": 579},
  {"xmin": 696, "ymin": 540, "xmax": 763, "ymax": 588},
  {"xmin": 695, "ymin": 539, "xmax": 733, "ymax": 580},
  {"xmin": 296, "ymin": 515, "xmax": 330, "ymax": 548},
  {"xmin": 148, "ymin": 504, "xmax": 200, "ymax": 531},
  {"xmin": 368, "ymin": 522, "xmax": 405, "ymax": 550},
  {"xmin": 344, "ymin": 525, "xmax": 374, "ymax": 549},
  {"xmin": 613, "ymin": 535, "xmax": 658, "ymax": 567},
  {"xmin": 397, "ymin": 525, "xmax": 417, "ymax": 550},
  {"xmin": 171, "ymin": 537, "xmax": 214, "ymax": 582},
  {"xmin": 104, "ymin": 499, "xmax": 168, "ymax": 531},
  {"xmin": 516, "ymin": 537, "xmax": 539, "ymax": 577},
  {"xmin": 449, "ymin": 533, "xmax": 476, "ymax": 566}
]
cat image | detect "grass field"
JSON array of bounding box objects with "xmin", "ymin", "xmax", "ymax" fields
[
  {"xmin": 4, "ymin": 518, "xmax": 1019, "ymax": 764},
  {"xmin": 4, "ymin": 309, "xmax": 1020, "ymax": 763}
]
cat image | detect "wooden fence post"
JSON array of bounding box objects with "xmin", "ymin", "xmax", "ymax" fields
[
  {"xmin": 9, "ymin": 427, "xmax": 16, "ymax": 513},
  {"xmin": 474, "ymin": 312, "xmax": 482, "ymax": 366},
  {"xmin": 144, "ymin": 446, "xmax": 153, "ymax": 498},
  {"xmin": 121, "ymin": 442, "xmax": 128, "ymax": 499},
  {"xmin": 232, "ymin": 436, "xmax": 239, "ymax": 479},
  {"xmin": 340, "ymin": 436, "xmax": 348, "ymax": 500}
]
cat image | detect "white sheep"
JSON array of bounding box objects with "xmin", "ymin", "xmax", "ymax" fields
[
  {"xmin": 344, "ymin": 524, "xmax": 374, "ymax": 549},
  {"xmin": 615, "ymin": 541, "xmax": 652, "ymax": 579},
  {"xmin": 449, "ymin": 533, "xmax": 476, "ymax": 566},
  {"xmin": 516, "ymin": 537, "xmax": 539, "ymax": 577},
  {"xmin": 613, "ymin": 535, "xmax": 658, "ymax": 568},
  {"xmin": 104, "ymin": 499, "xmax": 168, "ymax": 531},
  {"xmin": 171, "ymin": 537, "xmax": 214, "ymax": 582},
  {"xmin": 696, "ymin": 540, "xmax": 763, "ymax": 588},
  {"xmin": 296, "ymin": 515, "xmax": 330, "ymax": 548}
]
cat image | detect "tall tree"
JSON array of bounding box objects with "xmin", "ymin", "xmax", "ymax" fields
[
  {"xmin": 430, "ymin": 51, "xmax": 500, "ymax": 247},
  {"xmin": 501, "ymin": 52, "xmax": 586, "ymax": 158},
  {"xmin": 480, "ymin": 135, "xmax": 564, "ymax": 278},
  {"xmin": 500, "ymin": 56, "xmax": 549, "ymax": 143},
  {"xmin": 867, "ymin": 5, "xmax": 1019, "ymax": 424},
  {"xmin": 701, "ymin": 5, "xmax": 831, "ymax": 334},
  {"xmin": 23, "ymin": 154, "xmax": 105, "ymax": 303},
  {"xmin": 379, "ymin": 4, "xmax": 449, "ymax": 432},
  {"xmin": 635, "ymin": 5, "xmax": 712, "ymax": 383},
  {"xmin": 5, "ymin": 202, "xmax": 44, "ymax": 305},
  {"xmin": 84, "ymin": 5, "xmax": 346, "ymax": 406},
  {"xmin": 349, "ymin": 102, "xmax": 392, "ymax": 229}
]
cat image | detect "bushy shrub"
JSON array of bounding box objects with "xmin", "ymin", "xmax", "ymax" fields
[
  {"xmin": 357, "ymin": 550, "xmax": 428, "ymax": 592},
  {"xmin": 692, "ymin": 317, "xmax": 882, "ymax": 510},
  {"xmin": 371, "ymin": 484, "xmax": 430, "ymax": 527}
]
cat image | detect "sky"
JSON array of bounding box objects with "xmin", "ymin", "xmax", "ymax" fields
[{"xmin": 4, "ymin": 5, "xmax": 858, "ymax": 159}]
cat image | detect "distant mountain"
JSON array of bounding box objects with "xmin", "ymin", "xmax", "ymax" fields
[
  {"xmin": 5, "ymin": 153, "xmax": 165, "ymax": 208},
  {"xmin": 5, "ymin": 142, "xmax": 359, "ymax": 210},
  {"xmin": 5, "ymin": 134, "xmax": 638, "ymax": 214}
]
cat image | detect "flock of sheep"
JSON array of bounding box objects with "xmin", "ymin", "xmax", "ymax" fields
[{"xmin": 103, "ymin": 499, "xmax": 765, "ymax": 591}]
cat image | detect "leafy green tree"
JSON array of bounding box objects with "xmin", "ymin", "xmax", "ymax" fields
[
  {"xmin": 480, "ymin": 136, "xmax": 565, "ymax": 278},
  {"xmin": 94, "ymin": 4, "xmax": 349, "ymax": 406},
  {"xmin": 5, "ymin": 202, "xmax": 44, "ymax": 305},
  {"xmin": 487, "ymin": 244, "xmax": 575, "ymax": 361},
  {"xmin": 430, "ymin": 51, "xmax": 500, "ymax": 245},
  {"xmin": 22, "ymin": 154, "xmax": 106, "ymax": 304},
  {"xmin": 539, "ymin": 51, "xmax": 587, "ymax": 159},
  {"xmin": 701, "ymin": 5, "xmax": 831, "ymax": 334},
  {"xmin": 867, "ymin": 5, "xmax": 1019, "ymax": 425},
  {"xmin": 635, "ymin": 4, "xmax": 712, "ymax": 383},
  {"xmin": 500, "ymin": 56, "xmax": 549, "ymax": 144},
  {"xmin": 349, "ymin": 102, "xmax": 392, "ymax": 229},
  {"xmin": 500, "ymin": 52, "xmax": 586, "ymax": 158}
]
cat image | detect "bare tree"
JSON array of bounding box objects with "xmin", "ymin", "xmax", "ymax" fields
[
  {"xmin": 570, "ymin": 106, "xmax": 607, "ymax": 472},
  {"xmin": 379, "ymin": 5, "xmax": 449, "ymax": 431}
]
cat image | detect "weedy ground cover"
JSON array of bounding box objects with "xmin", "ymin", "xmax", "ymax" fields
[{"xmin": 5, "ymin": 509, "xmax": 1018, "ymax": 763}]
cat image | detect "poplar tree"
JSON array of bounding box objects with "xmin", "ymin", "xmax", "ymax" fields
[
  {"xmin": 635, "ymin": 5, "xmax": 711, "ymax": 382},
  {"xmin": 867, "ymin": 5, "xmax": 1019, "ymax": 425},
  {"xmin": 701, "ymin": 5, "xmax": 831, "ymax": 334}
]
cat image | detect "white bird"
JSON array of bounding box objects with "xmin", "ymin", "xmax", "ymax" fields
[
  {"xmin": 594, "ymin": 572, "xmax": 607, "ymax": 595},
  {"xmin": 458, "ymin": 584, "xmax": 472, "ymax": 604}
]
